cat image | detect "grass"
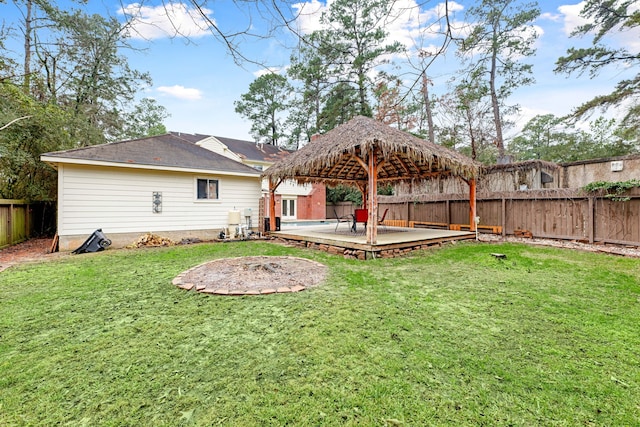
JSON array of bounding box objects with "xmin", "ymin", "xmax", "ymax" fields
[{"xmin": 0, "ymin": 240, "xmax": 639, "ymax": 426}]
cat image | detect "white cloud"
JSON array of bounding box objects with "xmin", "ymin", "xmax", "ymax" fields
[
  {"xmin": 290, "ymin": 0, "xmax": 468, "ymax": 61},
  {"xmin": 157, "ymin": 85, "xmax": 203, "ymax": 100},
  {"xmin": 540, "ymin": 12, "xmax": 561, "ymax": 22},
  {"xmin": 291, "ymin": 0, "xmax": 328, "ymax": 35},
  {"xmin": 558, "ymin": 2, "xmax": 587, "ymax": 36},
  {"xmin": 119, "ymin": 2, "xmax": 214, "ymax": 40},
  {"xmin": 253, "ymin": 67, "xmax": 286, "ymax": 78},
  {"xmin": 558, "ymin": 1, "xmax": 640, "ymax": 51}
]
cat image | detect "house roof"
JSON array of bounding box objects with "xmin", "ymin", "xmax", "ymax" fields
[
  {"xmin": 262, "ymin": 115, "xmax": 481, "ymax": 186},
  {"xmin": 41, "ymin": 134, "xmax": 261, "ymax": 176},
  {"xmin": 168, "ymin": 131, "xmax": 291, "ymax": 164},
  {"xmin": 214, "ymin": 136, "xmax": 291, "ymax": 163},
  {"xmin": 483, "ymin": 159, "xmax": 560, "ymax": 174}
]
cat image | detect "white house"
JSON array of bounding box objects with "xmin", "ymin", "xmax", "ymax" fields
[
  {"xmin": 176, "ymin": 132, "xmax": 326, "ymax": 223},
  {"xmin": 41, "ymin": 133, "xmax": 262, "ymax": 251}
]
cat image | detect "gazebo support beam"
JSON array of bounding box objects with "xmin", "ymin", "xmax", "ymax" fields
[
  {"xmin": 366, "ymin": 150, "xmax": 379, "ymax": 244},
  {"xmin": 269, "ymin": 178, "xmax": 284, "ymax": 232},
  {"xmin": 469, "ymin": 178, "xmax": 477, "ymax": 232}
]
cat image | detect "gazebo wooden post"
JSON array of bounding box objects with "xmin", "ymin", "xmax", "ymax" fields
[
  {"xmin": 268, "ymin": 178, "xmax": 282, "ymax": 232},
  {"xmin": 469, "ymin": 178, "xmax": 477, "ymax": 232},
  {"xmin": 356, "ymin": 182, "xmax": 367, "ymax": 209},
  {"xmin": 366, "ymin": 149, "xmax": 378, "ymax": 244}
]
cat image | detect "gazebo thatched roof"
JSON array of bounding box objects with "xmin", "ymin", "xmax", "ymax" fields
[{"xmin": 262, "ymin": 116, "xmax": 480, "ymax": 185}]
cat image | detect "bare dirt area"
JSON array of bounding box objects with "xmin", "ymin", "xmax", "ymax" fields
[
  {"xmin": 478, "ymin": 234, "xmax": 640, "ymax": 257},
  {"xmin": 0, "ymin": 238, "xmax": 65, "ymax": 272},
  {"xmin": 173, "ymin": 256, "xmax": 328, "ymax": 296}
]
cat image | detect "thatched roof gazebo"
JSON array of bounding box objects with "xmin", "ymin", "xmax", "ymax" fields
[{"xmin": 262, "ymin": 115, "xmax": 481, "ymax": 244}]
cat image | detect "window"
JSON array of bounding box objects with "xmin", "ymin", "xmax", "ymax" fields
[
  {"xmin": 197, "ymin": 178, "xmax": 219, "ymax": 200},
  {"xmin": 282, "ymin": 199, "xmax": 296, "ymax": 218}
]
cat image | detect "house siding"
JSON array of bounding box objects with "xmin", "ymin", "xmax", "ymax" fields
[
  {"xmin": 57, "ymin": 164, "xmax": 261, "ymax": 250},
  {"xmin": 197, "ymin": 138, "xmax": 243, "ymax": 162}
]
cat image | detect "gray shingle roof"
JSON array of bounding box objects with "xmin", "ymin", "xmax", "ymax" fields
[
  {"xmin": 213, "ymin": 136, "xmax": 292, "ymax": 163},
  {"xmin": 42, "ymin": 134, "xmax": 261, "ymax": 176},
  {"xmin": 168, "ymin": 132, "xmax": 291, "ymax": 163}
]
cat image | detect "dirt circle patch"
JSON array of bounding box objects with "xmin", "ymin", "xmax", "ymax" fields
[{"xmin": 172, "ymin": 256, "xmax": 327, "ymax": 296}]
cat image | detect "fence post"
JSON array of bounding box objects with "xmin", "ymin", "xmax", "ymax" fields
[
  {"xmin": 501, "ymin": 197, "xmax": 507, "ymax": 237},
  {"xmin": 588, "ymin": 196, "xmax": 594, "ymax": 244},
  {"xmin": 405, "ymin": 201, "xmax": 410, "ymax": 224},
  {"xmin": 8, "ymin": 202, "xmax": 13, "ymax": 245}
]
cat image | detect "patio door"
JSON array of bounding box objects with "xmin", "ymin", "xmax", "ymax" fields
[{"xmin": 281, "ymin": 198, "xmax": 296, "ymax": 220}]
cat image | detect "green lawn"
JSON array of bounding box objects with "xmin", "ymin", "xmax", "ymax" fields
[{"xmin": 1, "ymin": 241, "xmax": 639, "ymax": 426}]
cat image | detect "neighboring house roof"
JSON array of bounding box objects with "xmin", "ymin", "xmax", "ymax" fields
[
  {"xmin": 214, "ymin": 136, "xmax": 291, "ymax": 163},
  {"xmin": 41, "ymin": 133, "xmax": 261, "ymax": 177},
  {"xmin": 169, "ymin": 132, "xmax": 291, "ymax": 164},
  {"xmin": 483, "ymin": 159, "xmax": 560, "ymax": 174}
]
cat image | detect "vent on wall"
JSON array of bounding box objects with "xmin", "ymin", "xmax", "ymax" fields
[{"xmin": 611, "ymin": 161, "xmax": 624, "ymax": 172}]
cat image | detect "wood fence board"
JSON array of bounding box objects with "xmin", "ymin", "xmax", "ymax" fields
[
  {"xmin": 332, "ymin": 191, "xmax": 640, "ymax": 246},
  {"xmin": 595, "ymin": 198, "xmax": 640, "ymax": 243},
  {"xmin": 0, "ymin": 200, "xmax": 30, "ymax": 248},
  {"xmin": 0, "ymin": 207, "xmax": 9, "ymax": 247}
]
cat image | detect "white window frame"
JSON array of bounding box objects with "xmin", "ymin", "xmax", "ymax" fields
[
  {"xmin": 281, "ymin": 197, "xmax": 297, "ymax": 219},
  {"xmin": 195, "ymin": 177, "xmax": 221, "ymax": 202}
]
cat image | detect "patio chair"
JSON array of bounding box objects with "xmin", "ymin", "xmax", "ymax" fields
[
  {"xmin": 377, "ymin": 208, "xmax": 389, "ymax": 232},
  {"xmin": 334, "ymin": 208, "xmax": 353, "ymax": 232}
]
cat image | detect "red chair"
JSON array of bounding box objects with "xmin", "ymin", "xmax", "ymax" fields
[
  {"xmin": 353, "ymin": 208, "xmax": 368, "ymax": 233},
  {"xmin": 377, "ymin": 208, "xmax": 389, "ymax": 232}
]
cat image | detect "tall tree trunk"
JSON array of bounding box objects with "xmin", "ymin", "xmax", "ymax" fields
[
  {"xmin": 358, "ymin": 73, "xmax": 369, "ymax": 117},
  {"xmin": 490, "ymin": 30, "xmax": 505, "ymax": 159},
  {"xmin": 22, "ymin": 0, "xmax": 33, "ymax": 94},
  {"xmin": 421, "ymin": 74, "xmax": 435, "ymax": 144},
  {"xmin": 465, "ymin": 107, "xmax": 477, "ymax": 160}
]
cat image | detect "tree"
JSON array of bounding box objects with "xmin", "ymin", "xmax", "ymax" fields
[
  {"xmin": 0, "ymin": 82, "xmax": 78, "ymax": 201},
  {"xmin": 0, "ymin": 1, "xmax": 167, "ymax": 203},
  {"xmin": 510, "ymin": 114, "xmax": 638, "ymax": 163},
  {"xmin": 118, "ymin": 98, "xmax": 170, "ymax": 140},
  {"xmin": 436, "ymin": 78, "xmax": 496, "ymax": 163},
  {"xmin": 509, "ymin": 114, "xmax": 574, "ymax": 161},
  {"xmin": 317, "ymin": 0, "xmax": 403, "ymax": 118},
  {"xmin": 42, "ymin": 11, "xmax": 152, "ymax": 141},
  {"xmin": 458, "ymin": 0, "xmax": 540, "ymax": 159},
  {"xmin": 372, "ymin": 73, "xmax": 422, "ymax": 133},
  {"xmin": 318, "ymin": 82, "xmax": 360, "ymax": 132},
  {"xmin": 403, "ymin": 1, "xmax": 462, "ymax": 143},
  {"xmin": 287, "ymin": 31, "xmax": 334, "ymax": 144},
  {"xmin": 6, "ymin": 1, "xmax": 155, "ymax": 142},
  {"xmin": 555, "ymin": 0, "xmax": 640, "ymax": 133},
  {"xmin": 235, "ymin": 73, "xmax": 292, "ymax": 145}
]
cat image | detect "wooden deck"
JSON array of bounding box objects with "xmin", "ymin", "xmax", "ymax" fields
[{"xmin": 271, "ymin": 224, "xmax": 476, "ymax": 259}]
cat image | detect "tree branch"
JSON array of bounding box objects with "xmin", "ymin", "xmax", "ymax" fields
[{"xmin": 0, "ymin": 116, "xmax": 32, "ymax": 132}]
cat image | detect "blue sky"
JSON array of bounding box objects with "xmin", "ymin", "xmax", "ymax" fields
[{"xmin": 3, "ymin": 1, "xmax": 638, "ymax": 141}]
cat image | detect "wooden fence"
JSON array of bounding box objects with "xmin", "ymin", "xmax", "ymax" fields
[
  {"xmin": 0, "ymin": 199, "xmax": 30, "ymax": 249},
  {"xmin": 328, "ymin": 188, "xmax": 640, "ymax": 246}
]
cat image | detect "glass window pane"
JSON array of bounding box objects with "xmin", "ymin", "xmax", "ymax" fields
[
  {"xmin": 197, "ymin": 179, "xmax": 207, "ymax": 199},
  {"xmin": 208, "ymin": 180, "xmax": 218, "ymax": 199}
]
